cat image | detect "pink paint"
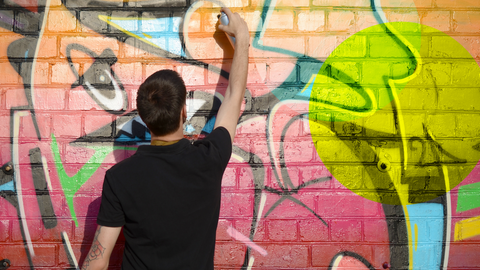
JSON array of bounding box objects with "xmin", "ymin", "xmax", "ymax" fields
[{"xmin": 226, "ymin": 226, "xmax": 267, "ymax": 256}]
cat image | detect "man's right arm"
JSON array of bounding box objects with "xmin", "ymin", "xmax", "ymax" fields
[
  {"xmin": 214, "ymin": 7, "xmax": 249, "ymax": 143},
  {"xmin": 81, "ymin": 225, "xmax": 121, "ymax": 270}
]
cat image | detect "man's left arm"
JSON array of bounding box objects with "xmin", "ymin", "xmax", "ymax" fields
[{"xmin": 81, "ymin": 225, "xmax": 122, "ymax": 270}]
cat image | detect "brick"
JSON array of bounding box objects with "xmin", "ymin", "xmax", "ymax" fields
[
  {"xmin": 362, "ymin": 61, "xmax": 391, "ymax": 86},
  {"xmin": 67, "ymin": 88, "xmax": 107, "ymax": 112},
  {"xmin": 392, "ymin": 61, "xmax": 416, "ymax": 80},
  {"xmin": 265, "ymin": 10, "xmax": 294, "ymax": 31},
  {"xmin": 19, "ymin": 111, "xmax": 51, "ymax": 140},
  {"xmin": 276, "ymin": 0, "xmax": 309, "ymax": 6},
  {"xmin": 0, "ymin": 33, "xmax": 23, "ymax": 57},
  {"xmin": 452, "ymin": 61, "xmax": 480, "ymax": 87},
  {"xmin": 0, "ymin": 220, "xmax": 9, "ymax": 242},
  {"xmin": 33, "ymin": 61, "xmax": 50, "ymax": 85},
  {"xmin": 216, "ymin": 219, "xmax": 233, "ymax": 241},
  {"xmin": 312, "ymin": 244, "xmax": 373, "ymax": 267},
  {"xmin": 267, "ymin": 219, "xmax": 298, "ymax": 241},
  {"xmin": 456, "ymin": 114, "xmax": 480, "ymax": 137},
  {"xmin": 331, "ymin": 34, "xmax": 366, "ymax": 58},
  {"xmin": 421, "ymin": 11, "xmax": 451, "ymax": 33},
  {"xmin": 83, "ymin": 113, "xmax": 114, "ymax": 137},
  {"xmin": 186, "ymin": 36, "xmax": 224, "ymax": 59},
  {"xmin": 178, "ymin": 65, "xmax": 205, "ymax": 86},
  {"xmin": 60, "ymin": 36, "xmax": 120, "ymax": 59},
  {"xmin": 330, "ymin": 61, "xmax": 360, "ymax": 83},
  {"xmin": 222, "ymin": 166, "xmax": 237, "ymax": 187},
  {"xmin": 46, "ymin": 10, "xmax": 77, "ymax": 32},
  {"xmin": 436, "ymin": 0, "xmax": 479, "ymax": 8},
  {"xmin": 218, "ymin": 0, "xmax": 249, "ymax": 8},
  {"xmin": 33, "ymin": 87, "xmax": 66, "ymax": 110},
  {"xmin": 220, "ymin": 192, "xmax": 253, "ymax": 218},
  {"xmin": 438, "ymin": 87, "xmax": 480, "ymax": 111},
  {"xmin": 214, "ymin": 242, "xmax": 245, "ymax": 266},
  {"xmin": 363, "ymin": 218, "xmax": 389, "ymax": 242},
  {"xmin": 313, "ymin": 0, "xmax": 370, "ymax": 7},
  {"xmin": 0, "ymin": 62, "xmax": 20, "ymax": 84},
  {"xmin": 298, "ymin": 10, "xmax": 325, "ymax": 32},
  {"xmin": 113, "ymin": 62, "xmax": 143, "ymax": 86},
  {"xmin": 51, "ymin": 62, "xmax": 78, "ymax": 85},
  {"xmin": 356, "ymin": 11, "xmax": 380, "ymax": 32},
  {"xmin": 12, "ymin": 219, "xmax": 43, "ymax": 242},
  {"xmin": 369, "ymin": 35, "xmax": 418, "ymax": 58},
  {"xmin": 398, "ymin": 87, "xmax": 437, "ymax": 110},
  {"xmin": 327, "ymin": 10, "xmax": 355, "ymax": 32},
  {"xmin": 0, "ymin": 243, "xmax": 56, "ymax": 267},
  {"xmin": 5, "ymin": 88, "xmax": 28, "ymax": 110},
  {"xmin": 299, "ymin": 218, "xmax": 329, "ymax": 241},
  {"xmin": 426, "ymin": 113, "xmax": 456, "ymax": 137},
  {"xmin": 453, "ymin": 11, "xmax": 480, "ymax": 33},
  {"xmin": 263, "ymin": 193, "xmax": 316, "ymax": 219},
  {"xmin": 269, "ymin": 61, "xmax": 297, "ymax": 83},
  {"xmin": 254, "ymin": 244, "xmax": 309, "ymax": 268},
  {"xmin": 453, "ymin": 36, "xmax": 480, "ymax": 59},
  {"xmin": 317, "ymin": 191, "xmax": 376, "ymax": 218},
  {"xmin": 330, "ymin": 219, "xmax": 362, "ymax": 242},
  {"xmin": 247, "ymin": 62, "xmax": 267, "ymax": 84},
  {"xmin": 52, "ymin": 113, "xmax": 83, "ymax": 138},
  {"xmin": 80, "ymin": 11, "xmax": 109, "ymax": 33},
  {"xmin": 238, "ymin": 165, "xmax": 264, "ymax": 189},
  {"xmin": 236, "ymin": 218, "xmax": 268, "ymax": 242},
  {"xmin": 431, "ymin": 36, "xmax": 474, "ymax": 59},
  {"xmin": 423, "ymin": 61, "xmax": 452, "ymax": 86},
  {"xmin": 402, "ymin": 113, "xmax": 426, "ymax": 137},
  {"xmin": 0, "ymin": 10, "xmax": 14, "ymax": 32},
  {"xmin": 387, "ymin": 10, "xmax": 421, "ymax": 25},
  {"xmin": 0, "ymin": 113, "xmax": 10, "ymax": 138},
  {"xmin": 364, "ymin": 112, "xmax": 395, "ymax": 136},
  {"xmin": 307, "ymin": 35, "xmax": 338, "ymax": 58},
  {"xmin": 263, "ymin": 36, "xmax": 307, "ymax": 57}
]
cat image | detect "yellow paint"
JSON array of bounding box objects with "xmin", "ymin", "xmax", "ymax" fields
[
  {"xmin": 414, "ymin": 223, "xmax": 418, "ymax": 252},
  {"xmin": 384, "ymin": 22, "xmax": 423, "ymax": 172},
  {"xmin": 455, "ymin": 216, "xmax": 480, "ymax": 241},
  {"xmin": 97, "ymin": 15, "xmax": 163, "ymax": 50}
]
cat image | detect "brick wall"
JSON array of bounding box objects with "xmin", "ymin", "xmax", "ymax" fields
[{"xmin": 0, "ymin": 0, "xmax": 479, "ymax": 269}]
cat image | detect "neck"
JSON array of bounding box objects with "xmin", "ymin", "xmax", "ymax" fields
[{"xmin": 150, "ymin": 127, "xmax": 184, "ymax": 142}]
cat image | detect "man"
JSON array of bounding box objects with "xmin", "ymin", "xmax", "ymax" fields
[{"xmin": 81, "ymin": 7, "xmax": 249, "ymax": 270}]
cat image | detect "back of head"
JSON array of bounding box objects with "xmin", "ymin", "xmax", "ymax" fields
[{"xmin": 136, "ymin": 69, "xmax": 187, "ymax": 136}]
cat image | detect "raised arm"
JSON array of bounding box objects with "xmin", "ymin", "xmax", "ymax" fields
[
  {"xmin": 214, "ymin": 7, "xmax": 249, "ymax": 142},
  {"xmin": 81, "ymin": 225, "xmax": 122, "ymax": 270}
]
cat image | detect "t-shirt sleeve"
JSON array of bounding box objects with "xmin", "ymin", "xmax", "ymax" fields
[
  {"xmin": 196, "ymin": 126, "xmax": 232, "ymax": 168},
  {"xmin": 97, "ymin": 171, "xmax": 125, "ymax": 227}
]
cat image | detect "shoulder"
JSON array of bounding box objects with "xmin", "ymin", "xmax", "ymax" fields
[{"xmin": 192, "ymin": 127, "xmax": 232, "ymax": 165}]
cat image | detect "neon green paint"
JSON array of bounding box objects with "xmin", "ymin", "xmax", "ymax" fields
[
  {"xmin": 310, "ymin": 23, "xmax": 480, "ymax": 205},
  {"xmin": 457, "ymin": 182, "xmax": 480, "ymax": 212},
  {"xmin": 51, "ymin": 134, "xmax": 136, "ymax": 226}
]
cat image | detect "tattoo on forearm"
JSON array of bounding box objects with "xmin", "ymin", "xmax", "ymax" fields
[{"xmin": 81, "ymin": 226, "xmax": 106, "ymax": 270}]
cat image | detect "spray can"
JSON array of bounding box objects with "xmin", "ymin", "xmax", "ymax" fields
[{"xmin": 220, "ymin": 11, "xmax": 236, "ymax": 48}]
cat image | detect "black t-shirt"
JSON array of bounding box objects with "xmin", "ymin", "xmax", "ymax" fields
[{"xmin": 97, "ymin": 127, "xmax": 232, "ymax": 270}]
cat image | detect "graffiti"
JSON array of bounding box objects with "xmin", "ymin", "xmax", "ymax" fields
[{"xmin": 0, "ymin": 0, "xmax": 480, "ymax": 269}]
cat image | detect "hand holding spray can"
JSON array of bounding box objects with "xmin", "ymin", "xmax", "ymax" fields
[{"xmin": 220, "ymin": 11, "xmax": 236, "ymax": 49}]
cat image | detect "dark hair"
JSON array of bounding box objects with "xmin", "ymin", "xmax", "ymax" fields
[{"xmin": 136, "ymin": 69, "xmax": 187, "ymax": 136}]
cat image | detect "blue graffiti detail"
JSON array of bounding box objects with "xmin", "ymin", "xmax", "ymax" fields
[
  {"xmin": 407, "ymin": 203, "xmax": 444, "ymax": 269},
  {"xmin": 107, "ymin": 17, "xmax": 186, "ymax": 57},
  {"xmin": 0, "ymin": 181, "xmax": 14, "ymax": 192}
]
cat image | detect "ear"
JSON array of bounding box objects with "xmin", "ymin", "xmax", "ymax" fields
[{"xmin": 182, "ymin": 104, "xmax": 187, "ymax": 123}]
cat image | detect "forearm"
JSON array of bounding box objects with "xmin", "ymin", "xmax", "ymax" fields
[
  {"xmin": 214, "ymin": 8, "xmax": 249, "ymax": 140},
  {"xmin": 225, "ymin": 34, "xmax": 249, "ymax": 102},
  {"xmin": 81, "ymin": 225, "xmax": 121, "ymax": 270}
]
